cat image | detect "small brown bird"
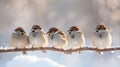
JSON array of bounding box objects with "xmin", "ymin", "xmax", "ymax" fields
[
  {"xmin": 11, "ymin": 27, "xmax": 29, "ymax": 54},
  {"xmin": 92, "ymin": 24, "xmax": 112, "ymax": 49},
  {"xmin": 47, "ymin": 27, "xmax": 67, "ymax": 49},
  {"xmin": 29, "ymin": 25, "xmax": 47, "ymax": 48},
  {"xmin": 67, "ymin": 26, "xmax": 85, "ymax": 49}
]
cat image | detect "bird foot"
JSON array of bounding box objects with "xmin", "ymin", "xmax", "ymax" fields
[
  {"xmin": 24, "ymin": 47, "xmax": 26, "ymax": 49},
  {"xmin": 79, "ymin": 46, "xmax": 82, "ymax": 48},
  {"xmin": 52, "ymin": 46, "xmax": 55, "ymax": 49},
  {"xmin": 104, "ymin": 47, "xmax": 107, "ymax": 50},
  {"xmin": 32, "ymin": 46, "xmax": 34, "ymax": 49},
  {"xmin": 14, "ymin": 47, "xmax": 17, "ymax": 50},
  {"xmin": 96, "ymin": 46, "xmax": 98, "ymax": 49},
  {"xmin": 40, "ymin": 46, "xmax": 43, "ymax": 48}
]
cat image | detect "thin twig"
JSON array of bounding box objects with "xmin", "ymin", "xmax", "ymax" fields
[{"xmin": 0, "ymin": 47, "xmax": 120, "ymax": 53}]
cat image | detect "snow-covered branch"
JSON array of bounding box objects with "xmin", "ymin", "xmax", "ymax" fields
[{"xmin": 0, "ymin": 47, "xmax": 120, "ymax": 54}]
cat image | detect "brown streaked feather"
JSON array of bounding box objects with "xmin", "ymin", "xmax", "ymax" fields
[
  {"xmin": 70, "ymin": 26, "xmax": 79, "ymax": 31},
  {"xmin": 32, "ymin": 25, "xmax": 42, "ymax": 30},
  {"xmin": 59, "ymin": 31, "xmax": 66, "ymax": 38},
  {"xmin": 96, "ymin": 24, "xmax": 107, "ymax": 31},
  {"xmin": 15, "ymin": 27, "xmax": 25, "ymax": 32},
  {"xmin": 48, "ymin": 27, "xmax": 59, "ymax": 33}
]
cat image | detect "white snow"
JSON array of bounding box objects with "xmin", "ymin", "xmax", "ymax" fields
[{"xmin": 6, "ymin": 55, "xmax": 66, "ymax": 67}]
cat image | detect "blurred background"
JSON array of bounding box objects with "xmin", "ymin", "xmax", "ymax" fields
[{"xmin": 0, "ymin": 0, "xmax": 120, "ymax": 67}]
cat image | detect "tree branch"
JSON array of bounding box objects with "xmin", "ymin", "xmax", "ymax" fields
[{"xmin": 0, "ymin": 47, "xmax": 120, "ymax": 53}]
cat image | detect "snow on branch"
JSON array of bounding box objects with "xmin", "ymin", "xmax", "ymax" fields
[{"xmin": 0, "ymin": 47, "xmax": 120, "ymax": 54}]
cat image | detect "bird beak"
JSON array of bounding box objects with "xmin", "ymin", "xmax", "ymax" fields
[
  {"xmin": 21, "ymin": 32, "xmax": 26, "ymax": 35},
  {"xmin": 31, "ymin": 29, "xmax": 35, "ymax": 32},
  {"xmin": 95, "ymin": 29, "xmax": 99, "ymax": 32},
  {"xmin": 67, "ymin": 30, "xmax": 72, "ymax": 34},
  {"xmin": 47, "ymin": 32, "xmax": 49, "ymax": 34},
  {"xmin": 67, "ymin": 30, "xmax": 70, "ymax": 32},
  {"xmin": 95, "ymin": 28, "xmax": 99, "ymax": 32}
]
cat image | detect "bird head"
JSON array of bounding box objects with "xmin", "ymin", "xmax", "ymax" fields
[
  {"xmin": 15, "ymin": 27, "xmax": 26, "ymax": 35},
  {"xmin": 31, "ymin": 25, "xmax": 42, "ymax": 32},
  {"xmin": 96, "ymin": 24, "xmax": 107, "ymax": 32},
  {"xmin": 68, "ymin": 26, "xmax": 79, "ymax": 34},
  {"xmin": 47, "ymin": 27, "xmax": 59, "ymax": 35}
]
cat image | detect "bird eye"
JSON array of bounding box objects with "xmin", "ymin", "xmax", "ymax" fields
[
  {"xmin": 20, "ymin": 30, "xmax": 23, "ymax": 32},
  {"xmin": 70, "ymin": 30, "xmax": 73, "ymax": 31},
  {"xmin": 21, "ymin": 32, "xmax": 24, "ymax": 35}
]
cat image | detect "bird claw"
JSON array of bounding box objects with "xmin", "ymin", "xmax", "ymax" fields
[
  {"xmin": 14, "ymin": 47, "xmax": 17, "ymax": 50},
  {"xmin": 22, "ymin": 47, "xmax": 27, "ymax": 54},
  {"xmin": 23, "ymin": 47, "xmax": 26, "ymax": 49},
  {"xmin": 60, "ymin": 48, "xmax": 63, "ymax": 50},
  {"xmin": 32, "ymin": 46, "xmax": 34, "ymax": 49},
  {"xmin": 52, "ymin": 46, "xmax": 55, "ymax": 49},
  {"xmin": 40, "ymin": 46, "xmax": 43, "ymax": 48},
  {"xmin": 104, "ymin": 47, "xmax": 107, "ymax": 50},
  {"xmin": 69, "ymin": 48, "xmax": 73, "ymax": 50},
  {"xmin": 64, "ymin": 48, "xmax": 72, "ymax": 54},
  {"xmin": 96, "ymin": 46, "xmax": 98, "ymax": 49},
  {"xmin": 79, "ymin": 46, "xmax": 82, "ymax": 48}
]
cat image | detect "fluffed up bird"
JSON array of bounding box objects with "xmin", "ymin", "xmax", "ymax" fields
[
  {"xmin": 92, "ymin": 24, "xmax": 112, "ymax": 49},
  {"xmin": 29, "ymin": 25, "xmax": 47, "ymax": 51},
  {"xmin": 47, "ymin": 27, "xmax": 67, "ymax": 49},
  {"xmin": 11, "ymin": 27, "xmax": 29, "ymax": 54},
  {"xmin": 67, "ymin": 26, "xmax": 85, "ymax": 49}
]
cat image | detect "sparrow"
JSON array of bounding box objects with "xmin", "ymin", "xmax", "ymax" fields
[
  {"xmin": 11, "ymin": 27, "xmax": 29, "ymax": 54},
  {"xmin": 67, "ymin": 26, "xmax": 85, "ymax": 49},
  {"xmin": 92, "ymin": 24, "xmax": 112, "ymax": 49},
  {"xmin": 47, "ymin": 27, "xmax": 67, "ymax": 49},
  {"xmin": 29, "ymin": 25, "xmax": 47, "ymax": 48}
]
